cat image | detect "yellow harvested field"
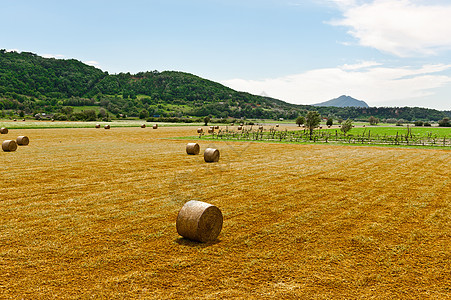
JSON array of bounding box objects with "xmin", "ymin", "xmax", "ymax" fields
[{"xmin": 1, "ymin": 126, "xmax": 450, "ymax": 299}]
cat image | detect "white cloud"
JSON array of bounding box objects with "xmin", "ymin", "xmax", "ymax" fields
[
  {"xmin": 221, "ymin": 62, "xmax": 451, "ymax": 109},
  {"xmin": 84, "ymin": 60, "xmax": 101, "ymax": 68},
  {"xmin": 330, "ymin": 0, "xmax": 451, "ymax": 57},
  {"xmin": 42, "ymin": 54, "xmax": 66, "ymax": 59},
  {"xmin": 340, "ymin": 61, "xmax": 382, "ymax": 70}
]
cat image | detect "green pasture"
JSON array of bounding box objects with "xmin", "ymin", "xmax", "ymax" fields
[
  {"xmin": 343, "ymin": 125, "xmax": 451, "ymax": 138},
  {"xmin": 192, "ymin": 124, "xmax": 451, "ymax": 150}
]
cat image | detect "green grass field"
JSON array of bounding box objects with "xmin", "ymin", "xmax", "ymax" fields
[{"xmin": 346, "ymin": 125, "xmax": 451, "ymax": 137}]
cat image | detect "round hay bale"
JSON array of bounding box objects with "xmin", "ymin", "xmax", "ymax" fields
[
  {"xmin": 197, "ymin": 128, "xmax": 203, "ymax": 133},
  {"xmin": 153, "ymin": 124, "xmax": 158, "ymax": 129},
  {"xmin": 22, "ymin": 119, "xmax": 26, "ymax": 122},
  {"xmin": 208, "ymin": 128, "xmax": 214, "ymax": 134},
  {"xmin": 141, "ymin": 124, "xmax": 146, "ymax": 128},
  {"xmin": 13, "ymin": 119, "xmax": 17, "ymax": 122},
  {"xmin": 237, "ymin": 126, "xmax": 243, "ymax": 130},
  {"xmin": 259, "ymin": 126, "xmax": 263, "ymax": 130},
  {"xmin": 186, "ymin": 143, "xmax": 200, "ymax": 155},
  {"xmin": 2, "ymin": 140, "xmax": 17, "ymax": 152},
  {"xmin": 176, "ymin": 200, "xmax": 223, "ymax": 243},
  {"xmin": 95, "ymin": 124, "xmax": 101, "ymax": 128},
  {"xmin": 0, "ymin": 127, "xmax": 8, "ymax": 134},
  {"xmin": 204, "ymin": 148, "xmax": 220, "ymax": 163},
  {"xmin": 276, "ymin": 124, "xmax": 279, "ymax": 127},
  {"xmin": 104, "ymin": 124, "xmax": 110, "ymax": 129},
  {"xmin": 16, "ymin": 136, "xmax": 29, "ymax": 146},
  {"xmin": 230, "ymin": 123, "xmax": 234, "ymax": 126},
  {"xmin": 214, "ymin": 125, "xmax": 219, "ymax": 129}
]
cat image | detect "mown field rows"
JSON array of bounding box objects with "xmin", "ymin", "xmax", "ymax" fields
[{"xmin": 1, "ymin": 126, "xmax": 450, "ymax": 299}]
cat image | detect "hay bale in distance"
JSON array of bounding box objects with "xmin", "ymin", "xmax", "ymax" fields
[
  {"xmin": 104, "ymin": 124, "xmax": 110, "ymax": 129},
  {"xmin": 95, "ymin": 124, "xmax": 101, "ymax": 128},
  {"xmin": 0, "ymin": 127, "xmax": 8, "ymax": 134},
  {"xmin": 176, "ymin": 200, "xmax": 223, "ymax": 243},
  {"xmin": 186, "ymin": 143, "xmax": 200, "ymax": 155},
  {"xmin": 141, "ymin": 124, "xmax": 146, "ymax": 128},
  {"xmin": 276, "ymin": 124, "xmax": 279, "ymax": 127},
  {"xmin": 16, "ymin": 136, "xmax": 29, "ymax": 146},
  {"xmin": 153, "ymin": 124, "xmax": 158, "ymax": 129},
  {"xmin": 208, "ymin": 128, "xmax": 214, "ymax": 133},
  {"xmin": 2, "ymin": 140, "xmax": 17, "ymax": 152},
  {"xmin": 214, "ymin": 125, "xmax": 219, "ymax": 129},
  {"xmin": 259, "ymin": 126, "xmax": 263, "ymax": 130},
  {"xmin": 237, "ymin": 126, "xmax": 243, "ymax": 130},
  {"xmin": 204, "ymin": 148, "xmax": 220, "ymax": 163},
  {"xmin": 197, "ymin": 128, "xmax": 203, "ymax": 133}
]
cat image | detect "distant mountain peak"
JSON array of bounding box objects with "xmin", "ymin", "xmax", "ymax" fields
[{"xmin": 313, "ymin": 95, "xmax": 369, "ymax": 108}]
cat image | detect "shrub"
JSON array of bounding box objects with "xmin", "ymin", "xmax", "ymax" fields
[
  {"xmin": 340, "ymin": 119, "xmax": 353, "ymax": 134},
  {"xmin": 413, "ymin": 121, "xmax": 424, "ymax": 126},
  {"xmin": 438, "ymin": 117, "xmax": 451, "ymax": 127},
  {"xmin": 368, "ymin": 116, "xmax": 379, "ymax": 125}
]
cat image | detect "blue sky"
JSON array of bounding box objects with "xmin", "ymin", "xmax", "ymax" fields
[{"xmin": 2, "ymin": 0, "xmax": 451, "ymax": 110}]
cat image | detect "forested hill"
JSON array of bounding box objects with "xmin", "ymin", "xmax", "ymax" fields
[{"xmin": 0, "ymin": 50, "xmax": 448, "ymax": 121}]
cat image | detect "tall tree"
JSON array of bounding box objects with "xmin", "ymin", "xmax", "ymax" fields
[{"xmin": 305, "ymin": 111, "xmax": 321, "ymax": 140}]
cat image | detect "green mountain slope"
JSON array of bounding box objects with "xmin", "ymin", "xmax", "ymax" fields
[{"xmin": 0, "ymin": 50, "xmax": 447, "ymax": 121}]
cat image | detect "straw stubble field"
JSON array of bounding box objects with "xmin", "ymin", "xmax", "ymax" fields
[{"xmin": 1, "ymin": 126, "xmax": 450, "ymax": 299}]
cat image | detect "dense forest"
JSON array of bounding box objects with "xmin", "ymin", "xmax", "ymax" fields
[{"xmin": 0, "ymin": 50, "xmax": 449, "ymax": 122}]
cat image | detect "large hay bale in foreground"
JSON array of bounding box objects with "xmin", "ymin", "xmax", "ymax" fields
[
  {"xmin": 0, "ymin": 127, "xmax": 8, "ymax": 134},
  {"xmin": 176, "ymin": 200, "xmax": 223, "ymax": 243},
  {"xmin": 2, "ymin": 140, "xmax": 17, "ymax": 152},
  {"xmin": 186, "ymin": 143, "xmax": 200, "ymax": 155},
  {"xmin": 16, "ymin": 136, "xmax": 29, "ymax": 146},
  {"xmin": 204, "ymin": 148, "xmax": 220, "ymax": 162},
  {"xmin": 104, "ymin": 124, "xmax": 110, "ymax": 129}
]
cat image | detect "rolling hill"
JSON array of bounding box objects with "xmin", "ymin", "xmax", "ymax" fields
[{"xmin": 0, "ymin": 50, "xmax": 447, "ymax": 121}]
